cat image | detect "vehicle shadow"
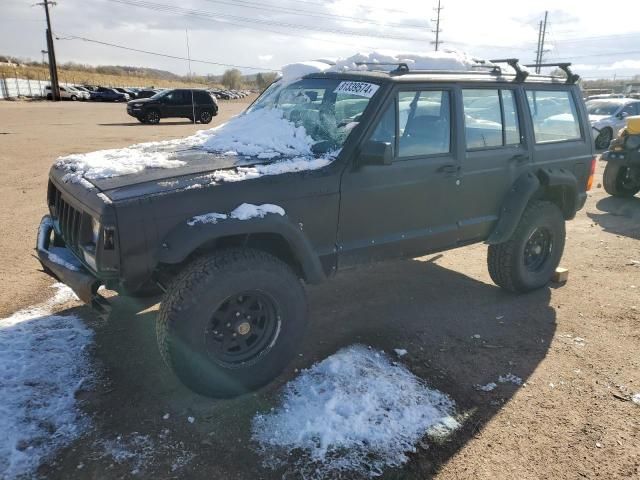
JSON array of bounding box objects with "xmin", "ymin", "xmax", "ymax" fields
[
  {"xmin": 47, "ymin": 256, "xmax": 556, "ymax": 479},
  {"xmin": 587, "ymin": 195, "xmax": 640, "ymax": 240},
  {"xmin": 97, "ymin": 121, "xmax": 196, "ymax": 126}
]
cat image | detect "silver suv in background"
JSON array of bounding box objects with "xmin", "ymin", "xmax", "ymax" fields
[{"xmin": 587, "ymin": 98, "xmax": 640, "ymax": 149}]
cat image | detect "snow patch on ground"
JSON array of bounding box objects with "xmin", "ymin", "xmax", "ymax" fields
[
  {"xmin": 498, "ymin": 374, "xmax": 523, "ymax": 386},
  {"xmin": 188, "ymin": 203, "xmax": 285, "ymax": 226},
  {"xmin": 632, "ymin": 393, "xmax": 640, "ymax": 405},
  {"xmin": 252, "ymin": 345, "xmax": 459, "ymax": 478},
  {"xmin": 476, "ymin": 382, "xmax": 497, "ymax": 392},
  {"xmin": 0, "ymin": 284, "xmax": 93, "ymax": 479},
  {"xmin": 100, "ymin": 430, "xmax": 194, "ymax": 476}
]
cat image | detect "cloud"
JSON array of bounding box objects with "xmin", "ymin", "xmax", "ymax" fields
[
  {"xmin": 574, "ymin": 60, "xmax": 640, "ymax": 71},
  {"xmin": 258, "ymin": 54, "xmax": 273, "ymax": 62}
]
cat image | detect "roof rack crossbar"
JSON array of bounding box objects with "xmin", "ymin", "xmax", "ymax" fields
[
  {"xmin": 471, "ymin": 63, "xmax": 502, "ymax": 75},
  {"xmin": 524, "ymin": 62, "xmax": 580, "ymax": 84},
  {"xmin": 354, "ymin": 61, "xmax": 409, "ymax": 73},
  {"xmin": 489, "ymin": 58, "xmax": 529, "ymax": 82}
]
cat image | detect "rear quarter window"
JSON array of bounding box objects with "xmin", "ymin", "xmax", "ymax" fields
[{"xmin": 526, "ymin": 90, "xmax": 582, "ymax": 143}]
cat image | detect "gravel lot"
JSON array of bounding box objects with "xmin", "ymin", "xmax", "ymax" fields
[{"xmin": 0, "ymin": 99, "xmax": 638, "ymax": 479}]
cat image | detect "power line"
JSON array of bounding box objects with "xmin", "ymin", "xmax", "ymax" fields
[
  {"xmin": 199, "ymin": 0, "xmax": 429, "ymax": 31},
  {"xmin": 106, "ymin": 0, "xmax": 430, "ymax": 43},
  {"xmin": 57, "ymin": 34, "xmax": 282, "ymax": 72}
]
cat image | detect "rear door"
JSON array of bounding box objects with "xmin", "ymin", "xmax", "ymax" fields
[
  {"xmin": 523, "ymin": 86, "xmax": 593, "ymax": 194},
  {"xmin": 456, "ymin": 86, "xmax": 530, "ymax": 242},
  {"xmin": 338, "ymin": 84, "xmax": 461, "ymax": 267}
]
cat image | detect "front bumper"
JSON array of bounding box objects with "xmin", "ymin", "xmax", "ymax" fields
[
  {"xmin": 36, "ymin": 215, "xmax": 109, "ymax": 312},
  {"xmin": 127, "ymin": 106, "xmax": 143, "ymax": 118}
]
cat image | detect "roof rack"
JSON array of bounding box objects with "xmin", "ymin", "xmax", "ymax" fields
[
  {"xmin": 524, "ymin": 62, "xmax": 580, "ymax": 84},
  {"xmin": 355, "ymin": 61, "xmax": 409, "ymax": 73},
  {"xmin": 489, "ymin": 58, "xmax": 529, "ymax": 82}
]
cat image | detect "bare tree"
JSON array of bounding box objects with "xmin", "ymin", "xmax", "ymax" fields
[{"xmin": 222, "ymin": 68, "xmax": 243, "ymax": 89}]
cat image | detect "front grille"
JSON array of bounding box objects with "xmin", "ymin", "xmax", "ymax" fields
[{"xmin": 48, "ymin": 181, "xmax": 83, "ymax": 254}]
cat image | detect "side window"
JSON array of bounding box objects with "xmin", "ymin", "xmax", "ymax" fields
[
  {"xmin": 369, "ymin": 101, "xmax": 396, "ymax": 148},
  {"xmin": 462, "ymin": 89, "xmax": 503, "ymax": 149},
  {"xmin": 526, "ymin": 90, "xmax": 581, "ymax": 143},
  {"xmin": 398, "ymin": 90, "xmax": 450, "ymax": 157},
  {"xmin": 502, "ymin": 90, "xmax": 521, "ymax": 145}
]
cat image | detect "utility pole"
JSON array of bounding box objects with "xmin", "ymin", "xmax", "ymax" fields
[
  {"xmin": 534, "ymin": 11, "xmax": 549, "ymax": 73},
  {"xmin": 535, "ymin": 21, "xmax": 543, "ymax": 67},
  {"xmin": 431, "ymin": 0, "xmax": 443, "ymax": 51},
  {"xmin": 37, "ymin": 0, "xmax": 60, "ymax": 100}
]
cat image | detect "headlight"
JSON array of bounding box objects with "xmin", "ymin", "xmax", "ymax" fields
[
  {"xmin": 91, "ymin": 217, "xmax": 101, "ymax": 244},
  {"xmin": 133, "ymin": 103, "xmax": 143, "ymax": 107}
]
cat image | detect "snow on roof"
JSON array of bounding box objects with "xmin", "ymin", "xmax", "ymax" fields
[{"xmin": 252, "ymin": 345, "xmax": 459, "ymax": 477}]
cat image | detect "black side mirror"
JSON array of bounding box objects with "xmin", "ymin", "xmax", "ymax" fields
[{"xmin": 358, "ymin": 140, "xmax": 393, "ymax": 166}]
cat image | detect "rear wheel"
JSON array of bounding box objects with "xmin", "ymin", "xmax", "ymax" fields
[
  {"xmin": 157, "ymin": 248, "xmax": 307, "ymax": 398},
  {"xmin": 70, "ymin": 95, "xmax": 78, "ymax": 101},
  {"xmin": 488, "ymin": 201, "xmax": 565, "ymax": 293},
  {"xmin": 144, "ymin": 109, "xmax": 160, "ymax": 124},
  {"xmin": 198, "ymin": 109, "xmax": 213, "ymax": 124},
  {"xmin": 603, "ymin": 163, "xmax": 640, "ymax": 197}
]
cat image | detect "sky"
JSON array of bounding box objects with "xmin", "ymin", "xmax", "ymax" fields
[{"xmin": 1, "ymin": 0, "xmax": 639, "ymax": 80}]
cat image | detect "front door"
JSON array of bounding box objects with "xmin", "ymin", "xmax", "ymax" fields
[{"xmin": 337, "ymin": 86, "xmax": 461, "ymax": 267}]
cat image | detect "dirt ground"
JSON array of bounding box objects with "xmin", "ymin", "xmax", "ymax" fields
[{"xmin": 0, "ymin": 100, "xmax": 639, "ymax": 479}]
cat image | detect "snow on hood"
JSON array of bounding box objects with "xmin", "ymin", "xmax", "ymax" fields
[
  {"xmin": 252, "ymin": 345, "xmax": 459, "ymax": 478},
  {"xmin": 54, "ymin": 108, "xmax": 322, "ymax": 185}
]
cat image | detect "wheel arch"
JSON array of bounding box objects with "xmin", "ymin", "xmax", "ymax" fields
[
  {"xmin": 487, "ymin": 168, "xmax": 578, "ymax": 245},
  {"xmin": 156, "ymin": 215, "xmax": 326, "ymax": 284}
]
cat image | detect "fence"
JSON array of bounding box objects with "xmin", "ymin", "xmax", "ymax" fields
[{"xmin": 0, "ymin": 76, "xmax": 51, "ymax": 99}]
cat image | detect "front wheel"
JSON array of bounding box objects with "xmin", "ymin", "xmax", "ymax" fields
[
  {"xmin": 488, "ymin": 201, "xmax": 566, "ymax": 293},
  {"xmin": 603, "ymin": 163, "xmax": 640, "ymax": 197},
  {"xmin": 157, "ymin": 249, "xmax": 307, "ymax": 398},
  {"xmin": 144, "ymin": 109, "xmax": 160, "ymax": 124}
]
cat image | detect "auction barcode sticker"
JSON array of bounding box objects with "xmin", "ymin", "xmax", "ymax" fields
[{"xmin": 333, "ymin": 81, "xmax": 379, "ymax": 98}]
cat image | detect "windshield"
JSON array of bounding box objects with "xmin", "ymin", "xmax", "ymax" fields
[
  {"xmin": 150, "ymin": 90, "xmax": 170, "ymax": 100},
  {"xmin": 246, "ymin": 78, "xmax": 380, "ymax": 151},
  {"xmin": 586, "ymin": 101, "xmax": 622, "ymax": 116}
]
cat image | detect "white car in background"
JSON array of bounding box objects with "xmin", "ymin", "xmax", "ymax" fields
[
  {"xmin": 44, "ymin": 85, "xmax": 89, "ymax": 101},
  {"xmin": 587, "ymin": 98, "xmax": 640, "ymax": 149},
  {"xmin": 67, "ymin": 86, "xmax": 90, "ymax": 101}
]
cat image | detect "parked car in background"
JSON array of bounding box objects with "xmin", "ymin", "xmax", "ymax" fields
[
  {"xmin": 44, "ymin": 85, "xmax": 84, "ymax": 101},
  {"xmin": 127, "ymin": 88, "xmax": 218, "ymax": 124},
  {"xmin": 73, "ymin": 86, "xmax": 93, "ymax": 99},
  {"xmin": 112, "ymin": 87, "xmax": 137, "ymax": 99},
  {"xmin": 91, "ymin": 87, "xmax": 130, "ymax": 102},
  {"xmin": 67, "ymin": 86, "xmax": 90, "ymax": 101},
  {"xmin": 134, "ymin": 89, "xmax": 158, "ymax": 99},
  {"xmin": 587, "ymin": 98, "xmax": 640, "ymax": 149}
]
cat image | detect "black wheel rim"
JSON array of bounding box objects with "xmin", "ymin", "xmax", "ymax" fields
[
  {"xmin": 201, "ymin": 111, "xmax": 211, "ymax": 122},
  {"xmin": 597, "ymin": 130, "xmax": 611, "ymax": 149},
  {"xmin": 524, "ymin": 227, "xmax": 553, "ymax": 272},
  {"xmin": 148, "ymin": 111, "xmax": 159, "ymax": 123},
  {"xmin": 204, "ymin": 291, "xmax": 280, "ymax": 366},
  {"xmin": 617, "ymin": 166, "xmax": 637, "ymax": 192}
]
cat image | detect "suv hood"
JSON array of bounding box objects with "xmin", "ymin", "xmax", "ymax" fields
[
  {"xmin": 128, "ymin": 97, "xmax": 156, "ymax": 105},
  {"xmin": 81, "ymin": 150, "xmax": 268, "ymax": 201}
]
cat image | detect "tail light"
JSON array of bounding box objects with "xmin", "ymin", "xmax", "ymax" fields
[{"xmin": 586, "ymin": 156, "xmax": 597, "ymax": 191}]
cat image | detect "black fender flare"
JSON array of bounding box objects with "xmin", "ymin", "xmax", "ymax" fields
[
  {"xmin": 156, "ymin": 214, "xmax": 326, "ymax": 284},
  {"xmin": 486, "ymin": 172, "xmax": 540, "ymax": 245},
  {"xmin": 487, "ymin": 168, "xmax": 579, "ymax": 245}
]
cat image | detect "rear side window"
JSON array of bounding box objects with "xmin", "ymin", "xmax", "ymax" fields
[
  {"xmin": 194, "ymin": 91, "xmax": 211, "ymax": 104},
  {"xmin": 526, "ymin": 90, "xmax": 581, "ymax": 143},
  {"xmin": 462, "ymin": 89, "xmax": 521, "ymax": 149},
  {"xmin": 398, "ymin": 90, "xmax": 451, "ymax": 157}
]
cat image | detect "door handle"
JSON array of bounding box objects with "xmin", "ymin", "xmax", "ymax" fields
[
  {"xmin": 437, "ymin": 164, "xmax": 459, "ymax": 175},
  {"xmin": 510, "ymin": 154, "xmax": 530, "ymax": 164}
]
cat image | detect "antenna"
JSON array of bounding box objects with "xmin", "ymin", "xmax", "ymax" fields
[{"xmin": 185, "ymin": 28, "xmax": 196, "ymax": 124}]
